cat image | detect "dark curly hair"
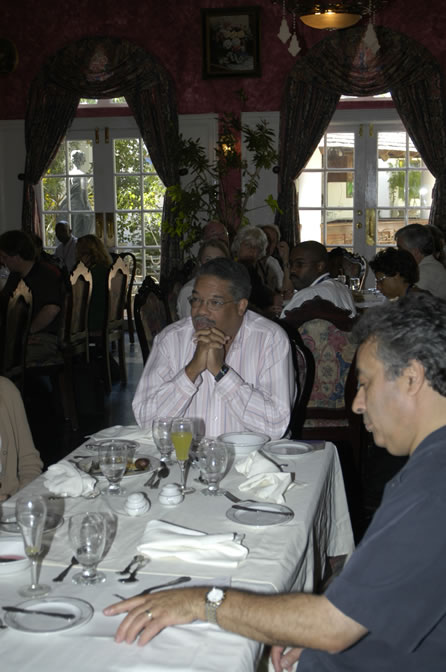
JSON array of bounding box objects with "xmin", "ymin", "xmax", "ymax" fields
[
  {"xmin": 353, "ymin": 293, "xmax": 446, "ymax": 397},
  {"xmin": 370, "ymin": 247, "xmax": 418, "ymax": 285}
]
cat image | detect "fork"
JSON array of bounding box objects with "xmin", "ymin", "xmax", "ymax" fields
[
  {"xmin": 116, "ymin": 554, "xmax": 145, "ymax": 575},
  {"xmin": 52, "ymin": 556, "xmax": 79, "ymax": 582},
  {"xmin": 118, "ymin": 557, "xmax": 149, "ymax": 583}
]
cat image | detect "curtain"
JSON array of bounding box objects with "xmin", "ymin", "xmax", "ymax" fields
[
  {"xmin": 23, "ymin": 36, "xmax": 181, "ymax": 279},
  {"xmin": 276, "ymin": 25, "xmax": 446, "ymax": 243}
]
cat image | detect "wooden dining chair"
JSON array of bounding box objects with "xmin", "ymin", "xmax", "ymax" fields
[
  {"xmin": 283, "ymin": 297, "xmax": 365, "ymax": 472},
  {"xmin": 90, "ymin": 256, "xmax": 130, "ymax": 395},
  {"xmin": 0, "ymin": 279, "xmax": 33, "ymax": 393},
  {"xmin": 111, "ymin": 251, "xmax": 137, "ymax": 343},
  {"xmin": 134, "ymin": 275, "xmax": 169, "ymax": 364}
]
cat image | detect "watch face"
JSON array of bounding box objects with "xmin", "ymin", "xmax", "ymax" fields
[{"xmin": 207, "ymin": 587, "xmax": 224, "ymax": 603}]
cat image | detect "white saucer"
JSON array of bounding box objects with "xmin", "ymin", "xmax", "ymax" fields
[
  {"xmin": 4, "ymin": 597, "xmax": 94, "ymax": 634},
  {"xmin": 263, "ymin": 440, "xmax": 313, "ymax": 457},
  {"xmin": 226, "ymin": 502, "xmax": 294, "ymax": 526}
]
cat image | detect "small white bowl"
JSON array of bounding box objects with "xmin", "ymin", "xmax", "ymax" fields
[
  {"xmin": 0, "ymin": 539, "xmax": 30, "ymax": 575},
  {"xmin": 217, "ymin": 431, "xmax": 270, "ymax": 457}
]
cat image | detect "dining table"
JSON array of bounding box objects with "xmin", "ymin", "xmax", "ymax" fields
[{"xmin": 0, "ymin": 427, "xmax": 354, "ymax": 672}]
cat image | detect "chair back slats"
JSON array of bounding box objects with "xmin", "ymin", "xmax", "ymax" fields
[
  {"xmin": 64, "ymin": 261, "xmax": 92, "ymax": 354},
  {"xmin": 111, "ymin": 251, "xmax": 137, "ymax": 342},
  {"xmin": 107, "ymin": 257, "xmax": 130, "ymax": 328},
  {"xmin": 0, "ymin": 280, "xmax": 33, "ymax": 391},
  {"xmin": 134, "ymin": 276, "xmax": 169, "ymax": 364}
]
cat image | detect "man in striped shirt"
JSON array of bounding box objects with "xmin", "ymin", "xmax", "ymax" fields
[{"xmin": 133, "ymin": 258, "xmax": 295, "ymax": 439}]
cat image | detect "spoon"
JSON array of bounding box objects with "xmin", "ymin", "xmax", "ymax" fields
[
  {"xmin": 52, "ymin": 556, "xmax": 79, "ymax": 582},
  {"xmin": 116, "ymin": 554, "xmax": 145, "ymax": 575},
  {"xmin": 150, "ymin": 464, "xmax": 170, "ymax": 489}
]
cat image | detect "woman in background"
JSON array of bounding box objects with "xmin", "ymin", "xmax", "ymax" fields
[
  {"xmin": 370, "ymin": 247, "xmax": 422, "ymax": 299},
  {"xmin": 0, "ymin": 377, "xmax": 42, "ymax": 500}
]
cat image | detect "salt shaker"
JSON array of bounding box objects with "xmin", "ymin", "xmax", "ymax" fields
[
  {"xmin": 124, "ymin": 492, "xmax": 150, "ymax": 516},
  {"xmin": 159, "ymin": 483, "xmax": 184, "ymax": 506}
]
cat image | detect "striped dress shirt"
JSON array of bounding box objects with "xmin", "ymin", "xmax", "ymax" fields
[{"xmin": 132, "ymin": 310, "xmax": 295, "ymax": 439}]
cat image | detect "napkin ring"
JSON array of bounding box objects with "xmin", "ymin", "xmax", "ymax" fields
[{"xmin": 146, "ymin": 610, "xmax": 153, "ymax": 621}]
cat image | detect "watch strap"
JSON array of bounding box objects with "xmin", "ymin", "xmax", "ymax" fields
[
  {"xmin": 214, "ymin": 363, "xmax": 229, "ymax": 382},
  {"xmin": 205, "ymin": 588, "xmax": 226, "ymax": 625}
]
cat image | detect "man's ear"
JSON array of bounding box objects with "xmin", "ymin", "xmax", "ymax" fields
[
  {"xmin": 237, "ymin": 298, "xmax": 249, "ymax": 316},
  {"xmin": 404, "ymin": 359, "xmax": 425, "ymax": 396}
]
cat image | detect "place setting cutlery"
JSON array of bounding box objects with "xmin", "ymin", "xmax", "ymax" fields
[
  {"xmin": 113, "ymin": 575, "xmax": 192, "ymax": 601},
  {"xmin": 118, "ymin": 556, "xmax": 149, "ymax": 583},
  {"xmin": 2, "ymin": 606, "xmax": 75, "ymax": 620},
  {"xmin": 144, "ymin": 463, "xmax": 169, "ymax": 488},
  {"xmin": 52, "ymin": 556, "xmax": 79, "ymax": 583}
]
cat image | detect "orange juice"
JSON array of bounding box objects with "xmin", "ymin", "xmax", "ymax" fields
[{"xmin": 171, "ymin": 431, "xmax": 193, "ymax": 461}]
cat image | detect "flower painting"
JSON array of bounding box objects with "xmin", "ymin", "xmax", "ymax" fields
[{"xmin": 202, "ymin": 7, "xmax": 261, "ymax": 78}]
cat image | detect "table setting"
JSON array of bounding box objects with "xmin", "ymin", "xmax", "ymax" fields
[{"xmin": 0, "ymin": 421, "xmax": 354, "ymax": 672}]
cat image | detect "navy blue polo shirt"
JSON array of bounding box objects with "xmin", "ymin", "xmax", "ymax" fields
[{"xmin": 300, "ymin": 425, "xmax": 446, "ymax": 671}]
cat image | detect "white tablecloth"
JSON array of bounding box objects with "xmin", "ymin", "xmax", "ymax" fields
[{"xmin": 0, "ymin": 434, "xmax": 354, "ymax": 672}]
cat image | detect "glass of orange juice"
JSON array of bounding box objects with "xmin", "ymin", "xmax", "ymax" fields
[{"xmin": 170, "ymin": 418, "xmax": 195, "ymax": 494}]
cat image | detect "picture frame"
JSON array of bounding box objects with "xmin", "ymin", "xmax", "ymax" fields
[{"xmin": 202, "ymin": 7, "xmax": 261, "ymax": 79}]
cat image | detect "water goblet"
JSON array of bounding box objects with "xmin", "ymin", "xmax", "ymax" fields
[
  {"xmin": 349, "ymin": 277, "xmax": 361, "ymax": 292},
  {"xmin": 152, "ymin": 417, "xmax": 174, "ymax": 465},
  {"xmin": 196, "ymin": 439, "xmax": 229, "ymax": 496},
  {"xmin": 170, "ymin": 417, "xmax": 195, "ymax": 494},
  {"xmin": 68, "ymin": 512, "xmax": 106, "ymax": 585},
  {"xmin": 98, "ymin": 441, "xmax": 128, "ymax": 496},
  {"xmin": 189, "ymin": 417, "xmax": 206, "ymax": 468},
  {"xmin": 15, "ymin": 495, "xmax": 51, "ymax": 597}
]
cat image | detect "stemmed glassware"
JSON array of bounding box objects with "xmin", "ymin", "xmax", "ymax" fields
[
  {"xmin": 152, "ymin": 417, "xmax": 174, "ymax": 465},
  {"xmin": 196, "ymin": 439, "xmax": 229, "ymax": 496},
  {"xmin": 170, "ymin": 418, "xmax": 195, "ymax": 494},
  {"xmin": 68, "ymin": 512, "xmax": 106, "ymax": 585},
  {"xmin": 189, "ymin": 417, "xmax": 206, "ymax": 467},
  {"xmin": 98, "ymin": 441, "xmax": 128, "ymax": 496},
  {"xmin": 15, "ymin": 495, "xmax": 51, "ymax": 597}
]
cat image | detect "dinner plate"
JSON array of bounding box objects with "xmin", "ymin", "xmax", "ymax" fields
[
  {"xmin": 0, "ymin": 512, "xmax": 64, "ymax": 535},
  {"xmin": 77, "ymin": 455, "xmax": 160, "ymax": 480},
  {"xmin": 4, "ymin": 597, "xmax": 94, "ymax": 634},
  {"xmin": 263, "ymin": 440, "xmax": 313, "ymax": 457},
  {"xmin": 226, "ymin": 502, "xmax": 294, "ymax": 526}
]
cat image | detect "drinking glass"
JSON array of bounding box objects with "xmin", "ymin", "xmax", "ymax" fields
[
  {"xmin": 98, "ymin": 441, "xmax": 128, "ymax": 496},
  {"xmin": 170, "ymin": 418, "xmax": 195, "ymax": 494},
  {"xmin": 189, "ymin": 417, "xmax": 206, "ymax": 468},
  {"xmin": 196, "ymin": 439, "xmax": 229, "ymax": 496},
  {"xmin": 152, "ymin": 417, "xmax": 174, "ymax": 465},
  {"xmin": 68, "ymin": 512, "xmax": 106, "ymax": 585},
  {"xmin": 15, "ymin": 495, "xmax": 51, "ymax": 597}
]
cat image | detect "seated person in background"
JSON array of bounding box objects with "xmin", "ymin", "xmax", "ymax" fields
[
  {"xmin": 202, "ymin": 219, "xmax": 230, "ymax": 245},
  {"xmin": 282, "ymin": 241, "xmax": 356, "ymax": 318},
  {"xmin": 0, "ymin": 376, "xmax": 43, "ymax": 500},
  {"xmin": 425, "ymin": 224, "xmax": 446, "ymax": 268},
  {"xmin": 76, "ymin": 235, "xmax": 112, "ymax": 332},
  {"xmin": 133, "ymin": 258, "xmax": 295, "ymax": 439},
  {"xmin": 54, "ymin": 220, "xmax": 78, "ymax": 273},
  {"xmin": 370, "ymin": 247, "xmax": 424, "ymax": 300},
  {"xmin": 232, "ymin": 225, "xmax": 282, "ymax": 318},
  {"xmin": 0, "ymin": 230, "xmax": 63, "ymax": 366},
  {"xmin": 106, "ymin": 293, "xmax": 446, "ymax": 672},
  {"xmin": 257, "ymin": 223, "xmax": 294, "ymax": 300},
  {"xmin": 176, "ymin": 239, "xmax": 229, "ymax": 320},
  {"xmin": 395, "ymin": 223, "xmax": 446, "ymax": 299}
]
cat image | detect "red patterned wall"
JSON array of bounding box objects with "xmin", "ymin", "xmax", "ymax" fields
[{"xmin": 1, "ymin": 0, "xmax": 446, "ymax": 119}]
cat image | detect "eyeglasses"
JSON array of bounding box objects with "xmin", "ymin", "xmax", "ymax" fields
[
  {"xmin": 375, "ymin": 274, "xmax": 391, "ymax": 284},
  {"xmin": 188, "ymin": 296, "xmax": 236, "ymax": 312}
]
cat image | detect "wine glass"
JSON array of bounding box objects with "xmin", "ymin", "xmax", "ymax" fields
[
  {"xmin": 98, "ymin": 441, "xmax": 128, "ymax": 496},
  {"xmin": 15, "ymin": 495, "xmax": 51, "ymax": 597},
  {"xmin": 152, "ymin": 417, "xmax": 174, "ymax": 465},
  {"xmin": 189, "ymin": 417, "xmax": 206, "ymax": 468},
  {"xmin": 196, "ymin": 439, "xmax": 229, "ymax": 496},
  {"xmin": 170, "ymin": 417, "xmax": 195, "ymax": 494},
  {"xmin": 68, "ymin": 512, "xmax": 106, "ymax": 585}
]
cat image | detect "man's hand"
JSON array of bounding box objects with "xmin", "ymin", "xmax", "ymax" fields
[
  {"xmin": 185, "ymin": 328, "xmax": 228, "ymax": 381},
  {"xmin": 271, "ymin": 646, "xmax": 303, "ymax": 671},
  {"xmin": 103, "ymin": 587, "xmax": 206, "ymax": 646}
]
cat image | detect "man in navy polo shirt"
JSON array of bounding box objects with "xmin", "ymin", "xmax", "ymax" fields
[{"xmin": 105, "ymin": 293, "xmax": 446, "ymax": 671}]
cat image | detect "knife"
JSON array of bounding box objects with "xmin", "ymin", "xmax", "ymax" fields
[
  {"xmin": 3, "ymin": 606, "xmax": 75, "ymax": 620},
  {"xmin": 232, "ymin": 504, "xmax": 293, "ymax": 516},
  {"xmin": 137, "ymin": 575, "xmax": 192, "ymax": 596}
]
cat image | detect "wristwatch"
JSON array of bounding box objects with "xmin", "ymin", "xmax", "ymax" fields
[
  {"xmin": 205, "ymin": 587, "xmax": 226, "ymax": 625},
  {"xmin": 214, "ymin": 363, "xmax": 229, "ymax": 382}
]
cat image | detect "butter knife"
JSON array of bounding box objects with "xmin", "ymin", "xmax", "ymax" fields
[
  {"xmin": 232, "ymin": 504, "xmax": 293, "ymax": 517},
  {"xmin": 3, "ymin": 606, "xmax": 75, "ymax": 620}
]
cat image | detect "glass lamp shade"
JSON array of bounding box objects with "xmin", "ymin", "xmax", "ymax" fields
[{"xmin": 300, "ymin": 11, "xmax": 361, "ymax": 28}]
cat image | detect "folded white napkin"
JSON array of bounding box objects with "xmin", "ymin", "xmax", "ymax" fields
[
  {"xmin": 43, "ymin": 461, "xmax": 97, "ymax": 497},
  {"xmin": 89, "ymin": 425, "xmax": 153, "ymax": 443},
  {"xmin": 235, "ymin": 451, "xmax": 301, "ymax": 504},
  {"xmin": 137, "ymin": 520, "xmax": 248, "ymax": 568}
]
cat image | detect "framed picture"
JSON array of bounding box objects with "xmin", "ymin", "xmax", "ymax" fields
[{"xmin": 202, "ymin": 7, "xmax": 261, "ymax": 79}]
